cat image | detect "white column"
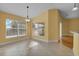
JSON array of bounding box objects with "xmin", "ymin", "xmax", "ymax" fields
[{"xmin": 73, "ymin": 32, "xmax": 79, "ymax": 56}]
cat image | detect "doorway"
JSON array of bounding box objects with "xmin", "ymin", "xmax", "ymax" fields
[{"xmin": 59, "ymin": 21, "xmax": 62, "ymax": 42}]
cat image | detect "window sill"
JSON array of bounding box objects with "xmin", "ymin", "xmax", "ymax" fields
[{"xmin": 6, "ymin": 34, "xmax": 26, "ymax": 38}]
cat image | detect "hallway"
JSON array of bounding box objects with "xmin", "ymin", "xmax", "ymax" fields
[{"xmin": 0, "ymin": 39, "xmax": 73, "ymax": 56}]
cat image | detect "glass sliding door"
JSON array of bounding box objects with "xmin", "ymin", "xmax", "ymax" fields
[{"xmin": 6, "ymin": 18, "xmax": 26, "ymax": 38}]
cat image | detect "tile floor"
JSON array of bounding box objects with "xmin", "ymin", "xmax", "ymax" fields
[{"xmin": 0, "ymin": 39, "xmax": 74, "ymax": 56}]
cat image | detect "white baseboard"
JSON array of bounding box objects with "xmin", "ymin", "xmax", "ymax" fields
[
  {"xmin": 34, "ymin": 38, "xmax": 48, "ymax": 43},
  {"xmin": 0, "ymin": 38, "xmax": 27, "ymax": 46},
  {"xmin": 48, "ymin": 39, "xmax": 58, "ymax": 43},
  {"xmin": 34, "ymin": 38, "xmax": 59, "ymax": 43},
  {"xmin": 48, "ymin": 37, "xmax": 59, "ymax": 43},
  {"xmin": 0, "ymin": 41, "xmax": 11, "ymax": 46}
]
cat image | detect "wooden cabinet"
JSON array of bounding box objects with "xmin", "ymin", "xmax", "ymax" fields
[{"xmin": 62, "ymin": 35, "xmax": 73, "ymax": 48}]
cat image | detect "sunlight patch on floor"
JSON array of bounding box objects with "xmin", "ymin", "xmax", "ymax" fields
[{"xmin": 29, "ymin": 41, "xmax": 39, "ymax": 48}]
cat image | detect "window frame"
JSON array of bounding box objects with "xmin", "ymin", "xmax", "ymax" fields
[{"xmin": 6, "ymin": 18, "xmax": 26, "ymax": 38}]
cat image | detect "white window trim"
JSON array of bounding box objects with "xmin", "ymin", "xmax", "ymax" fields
[
  {"xmin": 6, "ymin": 34, "xmax": 26, "ymax": 38},
  {"xmin": 6, "ymin": 20, "xmax": 26, "ymax": 38}
]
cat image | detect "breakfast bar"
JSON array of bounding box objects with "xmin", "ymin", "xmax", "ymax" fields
[{"xmin": 72, "ymin": 32, "xmax": 79, "ymax": 56}]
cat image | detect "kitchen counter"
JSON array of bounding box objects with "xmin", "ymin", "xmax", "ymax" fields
[{"xmin": 71, "ymin": 32, "xmax": 79, "ymax": 56}]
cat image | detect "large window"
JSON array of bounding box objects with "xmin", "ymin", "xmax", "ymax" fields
[
  {"xmin": 33, "ymin": 23, "xmax": 45, "ymax": 36},
  {"xmin": 6, "ymin": 18, "xmax": 26, "ymax": 38}
]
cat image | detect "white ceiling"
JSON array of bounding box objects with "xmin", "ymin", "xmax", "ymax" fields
[
  {"xmin": 0, "ymin": 3, "xmax": 27, "ymax": 17},
  {"xmin": 0, "ymin": 3, "xmax": 79, "ymax": 18}
]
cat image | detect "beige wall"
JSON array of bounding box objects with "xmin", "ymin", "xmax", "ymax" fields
[
  {"xmin": 69, "ymin": 19, "xmax": 79, "ymax": 32},
  {"xmin": 62, "ymin": 18, "xmax": 79, "ymax": 36},
  {"xmin": 32, "ymin": 9, "xmax": 61, "ymax": 42},
  {"xmin": 48, "ymin": 9, "xmax": 60, "ymax": 41},
  {"xmin": 32, "ymin": 11, "xmax": 49, "ymax": 41},
  {"xmin": 26, "ymin": 21, "xmax": 32, "ymax": 38},
  {"xmin": 62, "ymin": 19, "xmax": 70, "ymax": 36}
]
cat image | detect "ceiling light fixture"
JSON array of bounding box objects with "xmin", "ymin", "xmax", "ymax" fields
[
  {"xmin": 25, "ymin": 5, "xmax": 30, "ymax": 22},
  {"xmin": 72, "ymin": 3, "xmax": 78, "ymax": 11}
]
